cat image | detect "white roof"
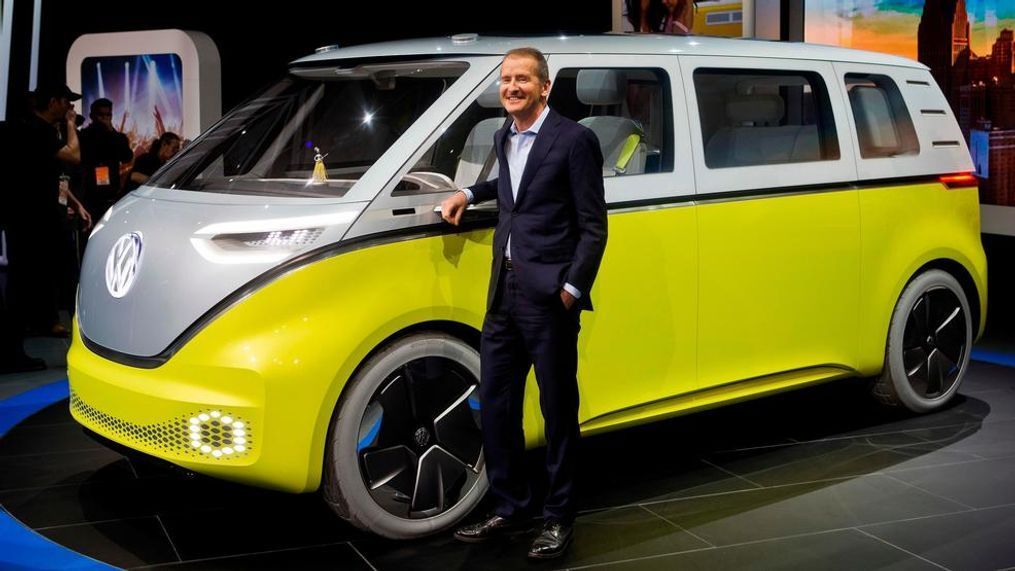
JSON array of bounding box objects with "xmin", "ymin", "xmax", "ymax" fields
[{"xmin": 292, "ymin": 34, "xmax": 926, "ymax": 70}]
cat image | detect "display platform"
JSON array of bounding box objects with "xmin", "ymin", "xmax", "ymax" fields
[{"xmin": 2, "ymin": 357, "xmax": 1015, "ymax": 570}]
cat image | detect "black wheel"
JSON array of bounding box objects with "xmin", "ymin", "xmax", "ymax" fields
[
  {"xmin": 323, "ymin": 332, "xmax": 486, "ymax": 538},
  {"xmin": 873, "ymin": 269, "xmax": 973, "ymax": 413}
]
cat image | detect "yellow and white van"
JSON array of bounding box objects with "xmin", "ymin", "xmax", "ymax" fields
[{"xmin": 69, "ymin": 34, "xmax": 986, "ymax": 538}]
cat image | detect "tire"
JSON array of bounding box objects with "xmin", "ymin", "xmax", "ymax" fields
[
  {"xmin": 322, "ymin": 332, "xmax": 487, "ymax": 539},
  {"xmin": 872, "ymin": 269, "xmax": 973, "ymax": 413}
]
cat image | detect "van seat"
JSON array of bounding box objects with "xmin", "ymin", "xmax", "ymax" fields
[
  {"xmin": 705, "ymin": 94, "xmax": 820, "ymax": 167},
  {"xmin": 576, "ymin": 70, "xmax": 647, "ymax": 176},
  {"xmin": 849, "ymin": 85, "xmax": 899, "ymax": 155},
  {"xmin": 455, "ymin": 83, "xmax": 505, "ymax": 186}
]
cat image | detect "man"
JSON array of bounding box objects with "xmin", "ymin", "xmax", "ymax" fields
[
  {"xmin": 0, "ymin": 85, "xmax": 91, "ymax": 372},
  {"xmin": 440, "ymin": 47, "xmax": 607, "ymax": 559},
  {"xmin": 126, "ymin": 131, "xmax": 181, "ymax": 191},
  {"xmin": 78, "ymin": 98, "xmax": 133, "ymax": 222}
]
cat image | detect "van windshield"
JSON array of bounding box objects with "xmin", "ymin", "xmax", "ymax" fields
[{"xmin": 148, "ymin": 60, "xmax": 469, "ymax": 197}]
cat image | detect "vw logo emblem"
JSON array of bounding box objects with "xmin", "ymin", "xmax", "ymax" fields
[{"xmin": 105, "ymin": 232, "xmax": 144, "ymax": 298}]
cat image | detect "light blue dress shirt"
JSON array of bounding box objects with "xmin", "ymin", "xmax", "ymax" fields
[{"xmin": 462, "ymin": 106, "xmax": 581, "ymax": 299}]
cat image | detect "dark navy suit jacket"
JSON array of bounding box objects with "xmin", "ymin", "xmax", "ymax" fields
[{"xmin": 470, "ymin": 109, "xmax": 607, "ymax": 311}]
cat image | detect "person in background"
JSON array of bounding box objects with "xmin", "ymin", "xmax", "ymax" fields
[
  {"xmin": 629, "ymin": 0, "xmax": 694, "ymax": 33},
  {"xmin": 127, "ymin": 132, "xmax": 182, "ymax": 191},
  {"xmin": 660, "ymin": 0, "xmax": 694, "ymax": 34},
  {"xmin": 0, "ymin": 85, "xmax": 91, "ymax": 372},
  {"xmin": 78, "ymin": 98, "xmax": 133, "ymax": 222}
]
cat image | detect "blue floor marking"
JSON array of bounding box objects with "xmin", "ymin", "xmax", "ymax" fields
[
  {"xmin": 0, "ymin": 380, "xmax": 70, "ymax": 438},
  {"xmin": 0, "ymin": 380, "xmax": 119, "ymax": 570},
  {"xmin": 971, "ymin": 349, "xmax": 1015, "ymax": 369}
]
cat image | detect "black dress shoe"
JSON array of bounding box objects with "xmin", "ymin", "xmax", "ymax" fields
[
  {"xmin": 528, "ymin": 521, "xmax": 574, "ymax": 559},
  {"xmin": 453, "ymin": 514, "xmax": 526, "ymax": 543}
]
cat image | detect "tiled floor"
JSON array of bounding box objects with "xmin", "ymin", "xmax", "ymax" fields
[
  {"xmin": 0, "ymin": 337, "xmax": 71, "ymax": 401},
  {"xmin": 1, "ymin": 353, "xmax": 1014, "ymax": 570}
]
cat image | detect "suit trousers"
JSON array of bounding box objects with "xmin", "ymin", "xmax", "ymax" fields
[{"xmin": 479, "ymin": 265, "xmax": 581, "ymax": 524}]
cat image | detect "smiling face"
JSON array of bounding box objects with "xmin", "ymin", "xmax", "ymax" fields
[{"xmin": 499, "ymin": 54, "xmax": 550, "ymax": 124}]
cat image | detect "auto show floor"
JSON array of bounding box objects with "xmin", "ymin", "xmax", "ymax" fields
[{"xmin": 2, "ymin": 338, "xmax": 1015, "ymax": 570}]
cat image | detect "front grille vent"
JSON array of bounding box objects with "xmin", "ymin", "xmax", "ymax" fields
[{"xmin": 70, "ymin": 391, "xmax": 254, "ymax": 460}]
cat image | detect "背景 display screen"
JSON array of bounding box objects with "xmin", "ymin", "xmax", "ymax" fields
[
  {"xmin": 81, "ymin": 53, "xmax": 184, "ymax": 159},
  {"xmin": 806, "ymin": 0, "xmax": 1015, "ymax": 213}
]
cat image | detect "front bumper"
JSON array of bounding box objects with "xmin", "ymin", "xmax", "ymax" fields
[{"xmin": 67, "ymin": 317, "xmax": 323, "ymax": 493}]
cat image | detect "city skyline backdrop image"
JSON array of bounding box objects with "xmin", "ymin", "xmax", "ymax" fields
[
  {"xmin": 806, "ymin": 0, "xmax": 1015, "ymax": 207},
  {"xmin": 81, "ymin": 53, "xmax": 184, "ymax": 159},
  {"xmin": 806, "ymin": 0, "xmax": 1014, "ymax": 60}
]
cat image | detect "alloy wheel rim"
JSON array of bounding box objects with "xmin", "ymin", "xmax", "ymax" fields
[
  {"xmin": 902, "ymin": 287, "xmax": 968, "ymax": 401},
  {"xmin": 356, "ymin": 356, "xmax": 483, "ymax": 519}
]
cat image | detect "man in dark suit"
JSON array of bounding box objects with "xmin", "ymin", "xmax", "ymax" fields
[{"xmin": 440, "ymin": 47, "xmax": 607, "ymax": 559}]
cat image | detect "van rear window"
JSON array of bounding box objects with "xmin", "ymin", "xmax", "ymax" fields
[
  {"xmin": 845, "ymin": 73, "xmax": 920, "ymax": 158},
  {"xmin": 693, "ymin": 68, "xmax": 840, "ymax": 169}
]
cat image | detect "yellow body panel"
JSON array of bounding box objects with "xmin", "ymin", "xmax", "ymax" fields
[
  {"xmin": 856, "ymin": 183, "xmax": 987, "ymax": 374},
  {"xmin": 70, "ymin": 230, "xmax": 496, "ymax": 492},
  {"xmin": 696, "ymin": 189, "xmax": 861, "ymax": 389},
  {"xmin": 68, "ymin": 181, "xmax": 986, "ymax": 493},
  {"xmin": 578, "ymin": 205, "xmax": 698, "ymax": 423}
]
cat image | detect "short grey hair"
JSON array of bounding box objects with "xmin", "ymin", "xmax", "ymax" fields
[{"xmin": 504, "ymin": 47, "xmax": 549, "ymax": 84}]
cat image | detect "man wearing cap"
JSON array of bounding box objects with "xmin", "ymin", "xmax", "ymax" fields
[{"xmin": 0, "ymin": 84, "xmax": 91, "ymax": 372}]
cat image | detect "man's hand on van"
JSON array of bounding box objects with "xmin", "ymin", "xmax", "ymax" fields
[{"xmin": 440, "ymin": 190, "xmax": 469, "ymax": 226}]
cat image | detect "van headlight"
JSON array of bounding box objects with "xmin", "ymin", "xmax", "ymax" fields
[
  {"xmin": 218, "ymin": 228, "xmax": 325, "ymax": 250},
  {"xmin": 189, "ymin": 205, "xmax": 363, "ymax": 264}
]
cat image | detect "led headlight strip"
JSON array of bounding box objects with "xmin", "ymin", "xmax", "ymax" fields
[
  {"xmin": 189, "ymin": 204, "xmax": 364, "ymax": 264},
  {"xmin": 240, "ymin": 228, "xmax": 325, "ymax": 248}
]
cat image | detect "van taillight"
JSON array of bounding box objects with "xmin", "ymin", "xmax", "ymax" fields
[{"xmin": 940, "ymin": 173, "xmax": 978, "ymax": 189}]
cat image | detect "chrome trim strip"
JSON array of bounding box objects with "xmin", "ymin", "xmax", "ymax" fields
[
  {"xmin": 608, "ymin": 198, "xmax": 695, "ymax": 214},
  {"xmin": 694, "ymin": 184, "xmax": 850, "ymax": 206}
]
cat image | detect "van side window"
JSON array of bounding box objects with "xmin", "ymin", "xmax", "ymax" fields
[
  {"xmin": 549, "ymin": 68, "xmax": 673, "ymax": 177},
  {"xmin": 393, "ymin": 81, "xmax": 506, "ymax": 196},
  {"xmin": 845, "ymin": 73, "xmax": 920, "ymax": 158},
  {"xmin": 694, "ymin": 69, "xmax": 840, "ymax": 168}
]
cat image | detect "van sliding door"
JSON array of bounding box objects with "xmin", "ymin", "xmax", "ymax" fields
[{"xmin": 680, "ymin": 56, "xmax": 861, "ymax": 391}]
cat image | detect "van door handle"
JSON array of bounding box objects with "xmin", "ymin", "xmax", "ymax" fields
[{"xmin": 392, "ymin": 208, "xmax": 416, "ymax": 216}]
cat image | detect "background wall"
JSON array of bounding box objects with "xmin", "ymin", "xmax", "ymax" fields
[{"xmin": 6, "ymin": 0, "xmax": 611, "ymax": 115}]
